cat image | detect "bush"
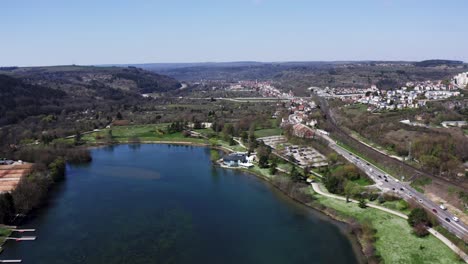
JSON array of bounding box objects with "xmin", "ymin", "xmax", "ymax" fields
[
  {"xmin": 383, "ymin": 192, "xmax": 401, "ymax": 202},
  {"xmin": 408, "ymin": 208, "xmax": 430, "ymax": 227},
  {"xmin": 12, "ymin": 172, "xmax": 53, "ymax": 214},
  {"xmin": 0, "ymin": 193, "xmax": 15, "ymax": 224},
  {"xmin": 377, "ymin": 195, "xmax": 385, "ymax": 204},
  {"xmin": 396, "ymin": 200, "xmax": 409, "ymax": 211},
  {"xmin": 49, "ymin": 157, "xmax": 66, "ymax": 182},
  {"xmin": 368, "ymin": 193, "xmax": 379, "ymax": 201},
  {"xmin": 413, "ymin": 222, "xmax": 429, "ymax": 237},
  {"xmin": 358, "ymin": 198, "xmax": 367, "ymax": 208}
]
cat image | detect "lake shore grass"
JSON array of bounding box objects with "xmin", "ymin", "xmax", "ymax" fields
[
  {"xmin": 310, "ymin": 187, "xmax": 463, "ymax": 263},
  {"xmin": 0, "ymin": 226, "xmax": 12, "ymax": 250}
]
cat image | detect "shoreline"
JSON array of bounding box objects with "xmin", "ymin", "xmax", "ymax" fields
[
  {"xmin": 87, "ymin": 140, "xmax": 368, "ymax": 262},
  {"xmin": 216, "ymin": 162, "xmax": 367, "ymax": 264},
  {"xmin": 6, "ymin": 140, "xmax": 368, "ymax": 262}
]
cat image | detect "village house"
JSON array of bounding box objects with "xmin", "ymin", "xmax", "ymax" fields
[
  {"xmin": 292, "ymin": 124, "xmax": 315, "ymax": 139},
  {"xmin": 222, "ymin": 153, "xmax": 254, "ymax": 168}
]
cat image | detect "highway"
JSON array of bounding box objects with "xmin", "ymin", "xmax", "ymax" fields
[{"xmin": 319, "ymin": 133, "xmax": 468, "ymax": 241}]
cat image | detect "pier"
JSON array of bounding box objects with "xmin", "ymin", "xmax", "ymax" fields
[
  {"xmin": 11, "ymin": 229, "xmax": 35, "ymax": 233},
  {"xmin": 5, "ymin": 237, "xmax": 36, "ymax": 241}
]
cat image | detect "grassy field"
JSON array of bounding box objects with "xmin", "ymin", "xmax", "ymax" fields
[
  {"xmin": 254, "ymin": 127, "xmax": 282, "ymax": 138},
  {"xmin": 77, "ymin": 124, "xmax": 207, "ymax": 144},
  {"xmin": 434, "ymin": 226, "xmax": 468, "ymax": 254},
  {"xmin": 310, "ymin": 190, "xmax": 463, "ymax": 263}
]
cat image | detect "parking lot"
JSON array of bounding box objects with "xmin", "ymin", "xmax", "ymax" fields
[{"xmin": 280, "ymin": 145, "xmax": 328, "ymax": 167}]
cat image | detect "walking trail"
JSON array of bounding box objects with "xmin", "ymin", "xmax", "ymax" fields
[{"xmin": 311, "ymin": 183, "xmax": 468, "ymax": 263}]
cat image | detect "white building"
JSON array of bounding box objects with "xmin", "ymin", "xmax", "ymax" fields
[{"xmin": 453, "ymin": 72, "xmax": 468, "ymax": 88}]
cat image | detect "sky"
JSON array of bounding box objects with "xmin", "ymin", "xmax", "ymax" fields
[{"xmin": 1, "ymin": 0, "xmax": 467, "ymax": 66}]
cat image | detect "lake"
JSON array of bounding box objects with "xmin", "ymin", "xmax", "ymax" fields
[{"xmin": 1, "ymin": 144, "xmax": 360, "ymax": 264}]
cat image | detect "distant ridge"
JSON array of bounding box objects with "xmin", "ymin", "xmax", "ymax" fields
[{"xmin": 414, "ymin": 60, "xmax": 464, "ymax": 67}]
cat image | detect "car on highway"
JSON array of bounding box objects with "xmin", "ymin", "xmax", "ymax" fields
[
  {"xmin": 452, "ymin": 217, "xmax": 459, "ymax": 222},
  {"xmin": 445, "ymin": 218, "xmax": 451, "ymax": 222},
  {"xmin": 432, "ymin": 209, "xmax": 437, "ymax": 213},
  {"xmin": 418, "ymin": 199, "xmax": 423, "ymax": 203},
  {"xmin": 400, "ymin": 188, "xmax": 404, "ymax": 191},
  {"xmin": 439, "ymin": 204, "xmax": 447, "ymax": 210},
  {"xmin": 384, "ymin": 179, "xmax": 388, "ymax": 182}
]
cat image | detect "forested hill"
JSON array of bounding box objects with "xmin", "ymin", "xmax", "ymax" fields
[
  {"xmin": 0, "ymin": 65, "xmax": 181, "ymax": 95},
  {"xmin": 0, "ymin": 66, "xmax": 181, "ymax": 126},
  {"xmin": 0, "ymin": 75, "xmax": 67, "ymax": 126}
]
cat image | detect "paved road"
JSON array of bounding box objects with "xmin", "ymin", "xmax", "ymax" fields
[{"xmin": 318, "ymin": 133, "xmax": 468, "ymax": 241}]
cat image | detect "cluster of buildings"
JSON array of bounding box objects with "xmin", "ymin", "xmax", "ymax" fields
[
  {"xmin": 279, "ymin": 98, "xmax": 319, "ymax": 138},
  {"xmin": 316, "ymin": 74, "xmax": 465, "ymax": 111},
  {"xmin": 360, "ymin": 81, "xmax": 461, "ymax": 111},
  {"xmin": 227, "ymin": 80, "xmax": 293, "ymax": 98}
]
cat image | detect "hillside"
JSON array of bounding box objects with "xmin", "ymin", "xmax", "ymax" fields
[
  {"xmin": 0, "ymin": 66, "xmax": 181, "ymax": 128},
  {"xmin": 137, "ymin": 61, "xmax": 468, "ymax": 96},
  {"xmin": 0, "ymin": 65, "xmax": 181, "ymax": 96}
]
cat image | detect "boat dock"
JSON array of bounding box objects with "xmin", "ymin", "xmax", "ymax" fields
[
  {"xmin": 11, "ymin": 229, "xmax": 35, "ymax": 233},
  {"xmin": 0, "ymin": 226, "xmax": 36, "ymax": 263},
  {"xmin": 5, "ymin": 237, "xmax": 36, "ymax": 241}
]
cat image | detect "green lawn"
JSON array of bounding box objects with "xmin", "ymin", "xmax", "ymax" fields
[
  {"xmin": 434, "ymin": 226, "xmax": 468, "ymax": 254},
  {"xmin": 310, "ymin": 188, "xmax": 462, "ymax": 264},
  {"xmin": 254, "ymin": 128, "xmax": 282, "ymax": 138},
  {"xmin": 0, "ymin": 227, "xmax": 11, "ymax": 244},
  {"xmin": 351, "ymin": 177, "xmax": 373, "ymax": 186},
  {"xmin": 77, "ymin": 124, "xmax": 208, "ymax": 145},
  {"xmin": 277, "ymin": 162, "xmax": 293, "ymax": 172}
]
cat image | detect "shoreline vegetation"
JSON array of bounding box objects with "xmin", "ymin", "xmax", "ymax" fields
[{"xmin": 1, "ymin": 123, "xmax": 465, "ymax": 263}]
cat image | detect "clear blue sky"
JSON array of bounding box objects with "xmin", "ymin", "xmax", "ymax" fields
[{"xmin": 2, "ymin": 0, "xmax": 467, "ymax": 66}]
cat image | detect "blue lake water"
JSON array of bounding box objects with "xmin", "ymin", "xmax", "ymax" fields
[{"xmin": 1, "ymin": 144, "xmax": 359, "ymax": 263}]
